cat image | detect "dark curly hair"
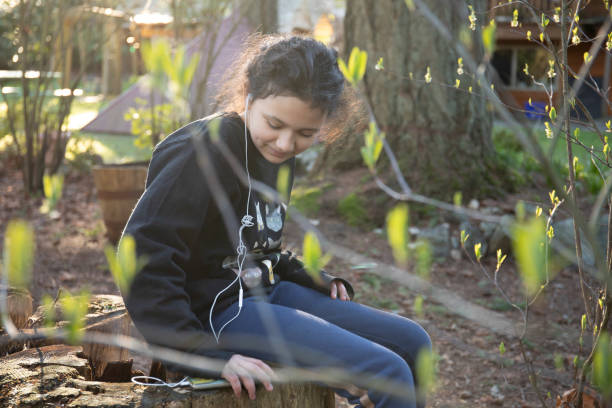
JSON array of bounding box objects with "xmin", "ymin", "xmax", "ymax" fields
[{"xmin": 217, "ymin": 34, "xmax": 364, "ymax": 143}]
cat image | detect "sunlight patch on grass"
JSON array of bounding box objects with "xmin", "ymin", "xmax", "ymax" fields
[
  {"xmin": 493, "ymin": 123, "xmax": 603, "ymax": 166},
  {"xmin": 66, "ymin": 132, "xmax": 151, "ymax": 164}
]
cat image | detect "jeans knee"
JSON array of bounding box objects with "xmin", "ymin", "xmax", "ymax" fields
[
  {"xmin": 378, "ymin": 348, "xmax": 414, "ymax": 383},
  {"xmin": 396, "ymin": 322, "xmax": 431, "ymax": 364},
  {"xmin": 414, "ymin": 325, "xmax": 432, "ymax": 354}
]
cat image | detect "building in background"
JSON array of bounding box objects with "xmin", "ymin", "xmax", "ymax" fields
[{"xmin": 490, "ymin": 0, "xmax": 610, "ymax": 120}]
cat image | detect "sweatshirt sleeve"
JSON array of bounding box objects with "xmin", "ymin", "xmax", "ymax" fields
[
  {"xmin": 122, "ymin": 123, "xmax": 237, "ymax": 375},
  {"xmin": 273, "ymin": 251, "xmax": 355, "ymax": 299}
]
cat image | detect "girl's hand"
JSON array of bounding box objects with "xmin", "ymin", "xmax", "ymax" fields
[
  {"xmin": 330, "ymin": 280, "xmax": 350, "ymax": 301},
  {"xmin": 222, "ymin": 354, "xmax": 276, "ymax": 400}
]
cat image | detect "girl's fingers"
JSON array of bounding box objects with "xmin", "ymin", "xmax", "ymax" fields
[
  {"xmin": 223, "ymin": 373, "xmax": 242, "ymax": 398},
  {"xmin": 240, "ymin": 374, "xmax": 257, "ymax": 400},
  {"xmin": 330, "ymin": 282, "xmax": 338, "ymax": 299},
  {"xmin": 249, "ymin": 363, "xmax": 274, "ymax": 391},
  {"xmin": 339, "ymin": 283, "xmax": 349, "ymax": 301},
  {"xmin": 223, "ymin": 355, "xmax": 276, "ymax": 400},
  {"xmin": 249, "ymin": 357, "xmax": 277, "ymax": 381}
]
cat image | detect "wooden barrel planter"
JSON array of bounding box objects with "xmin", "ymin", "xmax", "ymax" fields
[{"xmin": 92, "ymin": 163, "xmax": 148, "ymax": 244}]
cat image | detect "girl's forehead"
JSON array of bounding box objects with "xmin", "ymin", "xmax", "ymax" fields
[{"xmin": 256, "ymin": 95, "xmax": 325, "ymax": 128}]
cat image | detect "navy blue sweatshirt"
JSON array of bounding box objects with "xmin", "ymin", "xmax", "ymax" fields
[{"xmin": 122, "ymin": 113, "xmax": 353, "ymax": 374}]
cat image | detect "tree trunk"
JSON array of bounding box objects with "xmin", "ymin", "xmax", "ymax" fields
[
  {"xmin": 243, "ymin": 0, "xmax": 278, "ymax": 34},
  {"xmin": 322, "ymin": 0, "xmax": 495, "ymax": 200}
]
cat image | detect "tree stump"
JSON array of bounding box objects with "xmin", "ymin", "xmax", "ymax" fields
[
  {"xmin": 0, "ymin": 344, "xmax": 335, "ymax": 407},
  {"xmin": 0, "ymin": 295, "xmax": 336, "ymax": 407}
]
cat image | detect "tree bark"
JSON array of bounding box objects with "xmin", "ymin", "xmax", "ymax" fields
[
  {"xmin": 243, "ymin": 0, "xmax": 278, "ymax": 34},
  {"xmin": 323, "ymin": 0, "xmax": 495, "ymax": 200}
]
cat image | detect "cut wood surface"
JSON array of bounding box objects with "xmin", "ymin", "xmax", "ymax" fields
[
  {"xmin": 0, "ymin": 344, "xmax": 335, "ymax": 407},
  {"xmin": 1, "ymin": 294, "xmax": 151, "ymax": 376}
]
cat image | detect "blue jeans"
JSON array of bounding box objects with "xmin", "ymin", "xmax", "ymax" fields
[{"xmin": 208, "ymin": 281, "xmax": 431, "ymax": 408}]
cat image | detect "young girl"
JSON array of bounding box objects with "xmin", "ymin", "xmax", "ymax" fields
[{"xmin": 123, "ymin": 34, "xmax": 431, "ymax": 408}]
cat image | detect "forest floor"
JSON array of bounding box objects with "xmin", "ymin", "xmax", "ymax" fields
[{"xmin": 0, "ymin": 165, "xmax": 599, "ymax": 408}]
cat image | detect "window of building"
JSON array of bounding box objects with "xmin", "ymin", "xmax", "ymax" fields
[{"xmin": 492, "ymin": 47, "xmax": 552, "ymax": 89}]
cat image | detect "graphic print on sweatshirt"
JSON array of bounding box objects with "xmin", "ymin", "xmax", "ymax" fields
[{"xmin": 245, "ymin": 193, "xmax": 287, "ymax": 253}]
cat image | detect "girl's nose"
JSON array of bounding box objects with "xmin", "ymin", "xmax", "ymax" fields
[{"xmin": 276, "ymin": 131, "xmax": 295, "ymax": 153}]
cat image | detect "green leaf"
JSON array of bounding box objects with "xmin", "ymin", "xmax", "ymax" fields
[
  {"xmin": 496, "ymin": 249, "xmax": 507, "ymax": 270},
  {"xmin": 549, "ymin": 106, "xmax": 557, "ymax": 121},
  {"xmin": 105, "ymin": 235, "xmax": 146, "ymax": 295},
  {"xmin": 416, "ymin": 349, "xmax": 437, "ymax": 397},
  {"xmin": 415, "ymin": 240, "xmax": 432, "ymax": 280},
  {"xmin": 554, "ymin": 354, "xmax": 564, "ymax": 371},
  {"xmin": 453, "ymin": 192, "xmax": 462, "ymax": 207},
  {"xmin": 276, "ymin": 165, "xmax": 291, "ymax": 202},
  {"xmin": 460, "ymin": 230, "xmax": 469, "ymax": 246},
  {"xmin": 341, "ymin": 47, "xmax": 368, "ymax": 86},
  {"xmin": 338, "ymin": 58, "xmax": 351, "ymax": 84},
  {"xmin": 386, "ymin": 204, "xmax": 409, "ymax": 265},
  {"xmin": 424, "ymin": 66, "xmax": 432, "ymax": 83},
  {"xmin": 482, "ymin": 20, "xmax": 497, "ymax": 55},
  {"xmin": 375, "ymin": 57, "xmax": 384, "ymax": 71},
  {"xmin": 3, "ymin": 220, "xmax": 34, "ymax": 289},
  {"xmin": 547, "ymin": 225, "xmax": 555, "ymax": 241},
  {"xmin": 511, "ymin": 9, "xmax": 519, "ymax": 27},
  {"xmin": 581, "ymin": 314, "xmax": 587, "ymax": 331},
  {"xmin": 474, "ymin": 243, "xmax": 483, "ymax": 262},
  {"xmin": 467, "ymin": 5, "xmax": 477, "ymax": 31},
  {"xmin": 404, "ymin": 0, "xmax": 415, "ymax": 11},
  {"xmin": 348, "ymin": 46, "xmax": 359, "ymax": 83},
  {"xmin": 360, "ymin": 121, "xmax": 385, "ymax": 171},
  {"xmin": 499, "ymin": 342, "xmax": 506, "ymax": 355},
  {"xmin": 355, "ymin": 48, "xmax": 368, "ymax": 83},
  {"xmin": 302, "ymin": 232, "xmax": 331, "ymax": 284},
  {"xmin": 207, "ymin": 116, "xmax": 222, "ymax": 143},
  {"xmin": 60, "ymin": 291, "xmax": 90, "ymax": 345},
  {"xmin": 413, "ymin": 295, "xmax": 424, "ymax": 317},
  {"xmin": 41, "ymin": 173, "xmax": 64, "ymax": 214},
  {"xmin": 512, "ymin": 217, "xmax": 547, "ymax": 295},
  {"xmin": 593, "ymin": 333, "xmax": 612, "ymax": 398}
]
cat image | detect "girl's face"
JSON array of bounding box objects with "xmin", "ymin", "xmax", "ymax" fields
[{"xmin": 245, "ymin": 95, "xmax": 325, "ymax": 164}]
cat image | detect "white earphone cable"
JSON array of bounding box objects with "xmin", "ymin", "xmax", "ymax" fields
[{"xmin": 209, "ymin": 95, "xmax": 254, "ymax": 343}]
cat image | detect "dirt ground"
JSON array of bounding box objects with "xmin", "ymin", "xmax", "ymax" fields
[{"xmin": 0, "ymin": 166, "xmax": 599, "ymax": 407}]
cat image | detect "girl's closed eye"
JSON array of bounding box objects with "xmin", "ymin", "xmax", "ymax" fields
[{"xmin": 267, "ymin": 120, "xmax": 282, "ymax": 130}]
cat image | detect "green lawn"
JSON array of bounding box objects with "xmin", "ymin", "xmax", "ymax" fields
[
  {"xmin": 493, "ymin": 123, "xmax": 606, "ymax": 168},
  {"xmin": 66, "ymin": 132, "xmax": 152, "ymax": 164}
]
